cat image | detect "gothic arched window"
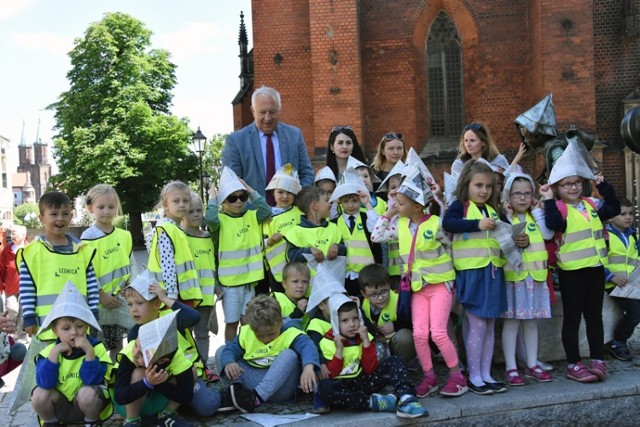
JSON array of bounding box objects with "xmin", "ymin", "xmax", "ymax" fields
[{"xmin": 426, "ymin": 12, "xmax": 463, "ymax": 145}]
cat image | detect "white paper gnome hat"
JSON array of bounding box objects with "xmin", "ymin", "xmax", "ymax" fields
[
  {"xmin": 314, "ymin": 166, "xmax": 337, "ymax": 184},
  {"xmin": 139, "ymin": 309, "xmax": 180, "ymax": 367},
  {"xmin": 265, "ymin": 163, "xmax": 302, "ymax": 195},
  {"xmin": 38, "ymin": 281, "xmax": 101, "ymax": 336},
  {"xmin": 328, "ymin": 292, "xmax": 362, "ymax": 336},
  {"xmin": 397, "ymin": 163, "xmax": 434, "ymax": 207},
  {"xmin": 490, "ymin": 154, "xmax": 510, "ymax": 173},
  {"xmin": 502, "ymin": 172, "xmax": 536, "ymax": 204},
  {"xmin": 305, "ymin": 255, "xmax": 347, "ymax": 313},
  {"xmin": 376, "ymin": 160, "xmax": 407, "ymax": 193},
  {"xmin": 547, "ymin": 138, "xmax": 597, "ymax": 185},
  {"xmin": 125, "ymin": 269, "xmax": 157, "ymax": 301},
  {"xmin": 218, "ymin": 166, "xmax": 246, "ymax": 203},
  {"xmin": 345, "ymin": 156, "xmax": 381, "ymax": 183},
  {"xmin": 405, "ymin": 147, "xmax": 435, "ymax": 182},
  {"xmin": 444, "ymin": 172, "xmax": 458, "ymax": 206},
  {"xmin": 329, "ymin": 167, "xmax": 369, "ymax": 203}
]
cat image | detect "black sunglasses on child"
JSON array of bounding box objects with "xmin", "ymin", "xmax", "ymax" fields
[{"xmin": 226, "ymin": 193, "xmax": 249, "ymax": 203}]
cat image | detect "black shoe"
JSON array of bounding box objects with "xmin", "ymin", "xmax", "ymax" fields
[
  {"xmin": 218, "ymin": 387, "xmax": 236, "ymax": 412},
  {"xmin": 484, "ymin": 381, "xmax": 507, "ymax": 393},
  {"xmin": 156, "ymin": 413, "xmax": 193, "ymax": 427},
  {"xmin": 608, "ymin": 341, "xmax": 632, "ymax": 361},
  {"xmin": 230, "ymin": 383, "xmax": 259, "ymax": 413},
  {"xmin": 468, "ymin": 382, "xmax": 494, "ymax": 395}
]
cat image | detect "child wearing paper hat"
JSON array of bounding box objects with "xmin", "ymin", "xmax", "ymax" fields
[
  {"xmin": 32, "ymin": 282, "xmax": 113, "ymax": 426},
  {"xmin": 264, "ymin": 164, "xmax": 304, "ymax": 291},
  {"xmin": 345, "ymin": 156, "xmax": 387, "ymax": 216},
  {"xmin": 205, "ymin": 166, "xmax": 272, "ymax": 343},
  {"xmin": 315, "ymin": 166, "xmax": 339, "ymax": 220},
  {"xmin": 330, "ymin": 168, "xmax": 382, "ymax": 296},
  {"xmin": 540, "ymin": 139, "xmax": 620, "ymax": 383}
]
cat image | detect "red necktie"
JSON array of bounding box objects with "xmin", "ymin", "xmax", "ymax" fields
[{"xmin": 266, "ymin": 134, "xmax": 275, "ymax": 206}]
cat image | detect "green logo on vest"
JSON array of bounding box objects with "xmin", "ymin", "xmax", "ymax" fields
[
  {"xmin": 54, "ymin": 267, "xmax": 80, "ymax": 277},
  {"xmin": 527, "ymin": 223, "xmax": 536, "ymax": 232},
  {"xmin": 490, "ymin": 212, "xmax": 498, "ymax": 219},
  {"xmin": 236, "ymin": 227, "xmax": 249, "ymax": 237},
  {"xmin": 381, "ymin": 313, "xmax": 391, "ymax": 322},
  {"xmin": 590, "ymin": 210, "xmax": 598, "ymax": 218},
  {"xmin": 357, "ymin": 223, "xmax": 364, "ymax": 230},
  {"xmin": 103, "ymin": 243, "xmax": 121, "ymax": 259},
  {"xmin": 423, "ymin": 229, "xmax": 434, "ymax": 239},
  {"xmin": 195, "ymin": 248, "xmax": 212, "ymax": 258}
]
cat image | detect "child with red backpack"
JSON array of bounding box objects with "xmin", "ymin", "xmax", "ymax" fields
[{"xmin": 540, "ymin": 142, "xmax": 619, "ymax": 383}]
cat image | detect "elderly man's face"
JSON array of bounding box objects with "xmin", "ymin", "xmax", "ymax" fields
[{"xmin": 252, "ymin": 94, "xmax": 280, "ymax": 134}]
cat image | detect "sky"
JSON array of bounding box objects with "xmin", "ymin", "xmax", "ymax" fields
[{"xmin": 0, "ymin": 0, "xmax": 253, "ymax": 172}]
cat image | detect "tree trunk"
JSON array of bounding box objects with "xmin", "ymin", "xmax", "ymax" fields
[{"xmin": 130, "ymin": 211, "xmax": 145, "ymax": 249}]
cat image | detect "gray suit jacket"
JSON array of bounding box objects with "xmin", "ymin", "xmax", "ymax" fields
[{"xmin": 221, "ymin": 122, "xmax": 314, "ymax": 197}]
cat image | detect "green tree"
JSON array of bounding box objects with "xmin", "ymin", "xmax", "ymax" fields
[
  {"xmin": 13, "ymin": 203, "xmax": 41, "ymax": 228},
  {"xmin": 203, "ymin": 133, "xmax": 226, "ymax": 188},
  {"xmin": 48, "ymin": 12, "xmax": 197, "ymax": 245}
]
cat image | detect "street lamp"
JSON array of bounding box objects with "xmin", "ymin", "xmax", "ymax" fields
[{"xmin": 191, "ymin": 127, "xmax": 208, "ymax": 204}]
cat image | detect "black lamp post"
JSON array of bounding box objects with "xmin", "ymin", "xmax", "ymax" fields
[{"xmin": 191, "ymin": 127, "xmax": 208, "ymax": 203}]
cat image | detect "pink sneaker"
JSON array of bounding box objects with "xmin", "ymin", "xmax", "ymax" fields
[
  {"xmin": 588, "ymin": 360, "xmax": 606, "ymax": 381},
  {"xmin": 439, "ymin": 374, "xmax": 468, "ymax": 397},
  {"xmin": 566, "ymin": 362, "xmax": 598, "ymax": 383},
  {"xmin": 416, "ymin": 375, "xmax": 439, "ymax": 398},
  {"xmin": 504, "ymin": 369, "xmax": 526, "ymax": 386},
  {"xmin": 524, "ymin": 365, "xmax": 553, "ymax": 382}
]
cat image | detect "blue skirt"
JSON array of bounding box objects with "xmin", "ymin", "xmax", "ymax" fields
[{"xmin": 456, "ymin": 265, "xmax": 507, "ymax": 318}]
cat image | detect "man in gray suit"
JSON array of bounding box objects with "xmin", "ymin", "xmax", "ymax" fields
[{"xmin": 221, "ymin": 86, "xmax": 314, "ymax": 201}]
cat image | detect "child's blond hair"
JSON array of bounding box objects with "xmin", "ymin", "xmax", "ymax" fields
[
  {"xmin": 85, "ymin": 183, "xmax": 123, "ymax": 216},
  {"xmin": 245, "ymin": 295, "xmax": 282, "ymax": 330}
]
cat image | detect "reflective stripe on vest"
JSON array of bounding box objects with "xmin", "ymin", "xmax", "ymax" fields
[
  {"xmin": 398, "ymin": 216, "xmax": 455, "ymax": 291},
  {"xmin": 387, "ymin": 239, "xmax": 401, "ymax": 276},
  {"xmin": 557, "ymin": 201, "xmax": 608, "ymax": 270},
  {"xmin": 264, "ymin": 207, "xmax": 303, "ymax": 283},
  {"xmin": 217, "ymin": 211, "xmax": 264, "ymax": 286},
  {"xmin": 605, "ymin": 232, "xmax": 639, "ymax": 290},
  {"xmin": 503, "ymin": 213, "xmax": 548, "ymax": 282},
  {"xmin": 337, "ymin": 215, "xmax": 374, "ymax": 273},
  {"xmin": 284, "ymin": 222, "xmax": 342, "ymax": 264},
  {"xmin": 82, "ymin": 227, "xmax": 133, "ymax": 296},
  {"xmin": 362, "ymin": 291, "xmax": 398, "ymax": 325},
  {"xmin": 185, "ymin": 234, "xmax": 216, "ymax": 307},
  {"xmin": 239, "ymin": 325, "xmax": 302, "ymax": 368},
  {"xmin": 451, "ymin": 202, "xmax": 506, "ymax": 269},
  {"xmin": 148, "ymin": 223, "xmax": 202, "ymax": 304}
]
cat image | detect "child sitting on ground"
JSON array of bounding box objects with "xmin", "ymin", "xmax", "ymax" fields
[
  {"xmin": 217, "ymin": 295, "xmax": 319, "ymax": 413},
  {"xmin": 271, "ymin": 262, "xmax": 310, "ymax": 323},
  {"xmin": 316, "ymin": 293, "xmax": 428, "ymax": 419}
]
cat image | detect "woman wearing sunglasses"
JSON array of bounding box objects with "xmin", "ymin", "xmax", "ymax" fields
[
  {"xmin": 452, "ymin": 122, "xmax": 509, "ymax": 177},
  {"xmin": 325, "ymin": 126, "xmax": 367, "ymax": 180},
  {"xmin": 371, "ymin": 132, "xmax": 407, "ymax": 182}
]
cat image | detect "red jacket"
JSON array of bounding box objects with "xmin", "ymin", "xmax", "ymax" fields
[
  {"xmin": 0, "ymin": 243, "xmax": 23, "ymax": 296},
  {"xmin": 323, "ymin": 329, "xmax": 377, "ymax": 378}
]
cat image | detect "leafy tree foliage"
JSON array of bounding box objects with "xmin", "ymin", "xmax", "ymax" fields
[
  {"xmin": 48, "ymin": 12, "xmax": 197, "ymax": 244},
  {"xmin": 13, "ymin": 203, "xmax": 41, "ymax": 228}
]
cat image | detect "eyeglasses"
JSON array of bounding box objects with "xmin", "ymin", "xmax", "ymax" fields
[
  {"xmin": 510, "ymin": 191, "xmax": 533, "ymax": 199},
  {"xmin": 464, "ymin": 123, "xmax": 483, "ymax": 132},
  {"xmin": 332, "ymin": 125, "xmax": 353, "ymax": 133},
  {"xmin": 559, "ymin": 180, "xmax": 582, "ymax": 190},
  {"xmin": 226, "ymin": 193, "xmax": 249, "ymax": 203},
  {"xmin": 367, "ymin": 289, "xmax": 389, "ymax": 300},
  {"xmin": 384, "ymin": 133, "xmax": 403, "ymax": 141}
]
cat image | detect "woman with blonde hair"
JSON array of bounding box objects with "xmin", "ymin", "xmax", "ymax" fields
[{"xmin": 371, "ymin": 132, "xmax": 407, "ymax": 182}]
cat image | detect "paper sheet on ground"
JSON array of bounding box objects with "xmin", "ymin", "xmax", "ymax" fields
[
  {"xmin": 495, "ymin": 221, "xmax": 522, "ymax": 273},
  {"xmin": 241, "ymin": 413, "xmax": 320, "ymax": 427},
  {"xmin": 609, "ymin": 267, "xmax": 640, "ymax": 300}
]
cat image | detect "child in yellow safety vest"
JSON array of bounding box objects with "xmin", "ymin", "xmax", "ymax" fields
[
  {"xmin": 32, "ymin": 283, "xmax": 113, "ymax": 426},
  {"xmin": 271, "ymin": 262, "xmax": 310, "ymax": 324},
  {"xmin": 205, "ymin": 167, "xmax": 272, "ymax": 343},
  {"xmin": 263, "ymin": 164, "xmax": 303, "ymax": 293},
  {"xmin": 329, "ymin": 168, "xmax": 381, "ymax": 296},
  {"xmin": 540, "ymin": 140, "xmax": 619, "ymax": 383},
  {"xmin": 314, "ymin": 166, "xmax": 338, "ymax": 220}
]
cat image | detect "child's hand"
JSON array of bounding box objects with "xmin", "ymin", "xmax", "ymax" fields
[
  {"xmin": 503, "ymin": 202, "xmax": 513, "ymax": 217},
  {"xmin": 594, "ymin": 174, "xmax": 605, "ymax": 185},
  {"xmin": 384, "ymin": 200, "xmax": 398, "ymax": 218},
  {"xmin": 297, "ymin": 298, "xmax": 308, "ymax": 313},
  {"xmin": 539, "ymin": 184, "xmax": 554, "ymax": 200},
  {"xmin": 531, "ymin": 198, "xmax": 540, "ymax": 209},
  {"xmin": 24, "ymin": 325, "xmax": 37, "ymax": 337},
  {"xmin": 611, "ymin": 274, "xmax": 628, "ymax": 287},
  {"xmin": 53, "ymin": 341, "xmax": 73, "ymax": 358},
  {"xmin": 299, "ymin": 364, "xmax": 317, "ymax": 393},
  {"xmin": 0, "ymin": 311, "xmax": 17, "ymax": 334},
  {"xmin": 310, "ymin": 247, "xmax": 324, "ymax": 263},
  {"xmin": 319, "ymin": 363, "xmax": 331, "ymax": 380},
  {"xmin": 149, "ymin": 284, "xmax": 172, "ymax": 306},
  {"xmin": 514, "ymin": 233, "xmax": 530, "ymax": 248},
  {"xmin": 377, "ymin": 322, "xmax": 394, "ymax": 337},
  {"xmin": 358, "ymin": 190, "xmax": 371, "ymax": 209},
  {"xmin": 478, "ymin": 218, "xmax": 496, "ymax": 231},
  {"xmin": 358, "ymin": 324, "xmax": 370, "ymax": 345},
  {"xmin": 73, "ymin": 335, "xmax": 95, "ymax": 359},
  {"xmin": 427, "ymin": 177, "xmax": 442, "ymax": 198},
  {"xmin": 239, "ymin": 178, "xmax": 255, "ymax": 194},
  {"xmin": 224, "ymin": 362, "xmax": 244, "ymax": 380},
  {"xmin": 513, "ymin": 143, "xmax": 527, "ymax": 165},
  {"xmin": 333, "ymin": 333, "xmax": 345, "ymax": 351},
  {"xmin": 208, "ymin": 183, "xmax": 218, "ymax": 199},
  {"xmin": 267, "ymin": 233, "xmax": 282, "ymax": 246},
  {"xmin": 100, "ymin": 291, "xmax": 120, "ymax": 310},
  {"xmin": 327, "ymin": 244, "xmax": 339, "ymax": 260},
  {"xmin": 145, "ymin": 364, "xmax": 170, "ymax": 386}
]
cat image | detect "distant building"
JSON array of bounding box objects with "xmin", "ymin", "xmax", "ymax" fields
[
  {"xmin": 15, "ymin": 120, "xmax": 52, "ymax": 203},
  {"xmin": 0, "ymin": 135, "xmax": 12, "ymax": 223}
]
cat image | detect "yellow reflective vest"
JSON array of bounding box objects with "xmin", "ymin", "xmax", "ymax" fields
[
  {"xmin": 82, "ymin": 227, "xmax": 132, "ymax": 296},
  {"xmin": 263, "ymin": 207, "xmax": 303, "ymax": 282},
  {"xmin": 399, "ymin": 216, "xmax": 455, "ymax": 291},
  {"xmin": 557, "ymin": 200, "xmax": 608, "ymax": 271},
  {"xmin": 18, "ymin": 240, "xmax": 96, "ymax": 341},
  {"xmin": 451, "ymin": 202, "xmax": 506, "ymax": 270},
  {"xmin": 605, "ymin": 229, "xmax": 639, "ymax": 290},
  {"xmin": 387, "ymin": 238, "xmax": 402, "ymax": 277},
  {"xmin": 284, "ymin": 221, "xmax": 342, "ymax": 260},
  {"xmin": 337, "ymin": 214, "xmax": 374, "ymax": 274},
  {"xmin": 238, "ymin": 324, "xmax": 303, "ymax": 368},
  {"xmin": 184, "ymin": 234, "xmax": 216, "ymax": 307},
  {"xmin": 504, "ymin": 213, "xmax": 548, "ymax": 282},
  {"xmin": 217, "ymin": 210, "xmax": 264, "ymax": 286},
  {"xmin": 319, "ymin": 332, "xmax": 374, "ymax": 379},
  {"xmin": 362, "ymin": 291, "xmax": 398, "ymax": 325},
  {"xmin": 38, "ymin": 340, "xmax": 113, "ymax": 421},
  {"xmin": 118, "ymin": 339, "xmax": 192, "ymax": 376},
  {"xmin": 148, "ymin": 221, "xmax": 202, "ymax": 305}
]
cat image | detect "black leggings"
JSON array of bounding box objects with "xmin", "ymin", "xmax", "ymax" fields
[{"xmin": 558, "ymin": 266, "xmax": 605, "ymax": 363}]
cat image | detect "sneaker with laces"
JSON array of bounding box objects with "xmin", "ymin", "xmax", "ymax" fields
[
  {"xmin": 230, "ymin": 383, "xmax": 260, "ymax": 413},
  {"xmin": 504, "ymin": 369, "xmax": 526, "ymax": 386},
  {"xmin": 122, "ymin": 421, "xmax": 141, "ymax": 427},
  {"xmin": 524, "ymin": 365, "xmax": 553, "ymax": 382},
  {"xmin": 416, "ymin": 375, "xmax": 439, "ymax": 398},
  {"xmin": 156, "ymin": 413, "xmax": 193, "ymax": 427},
  {"xmin": 396, "ymin": 396, "xmax": 429, "ymax": 419},
  {"xmin": 608, "ymin": 341, "xmax": 632, "ymax": 361},
  {"xmin": 588, "ymin": 360, "xmax": 607, "ymax": 381},
  {"xmin": 566, "ymin": 362, "xmax": 598, "ymax": 383},
  {"xmin": 439, "ymin": 374, "xmax": 468, "ymax": 397},
  {"xmin": 370, "ymin": 393, "xmax": 397, "ymax": 412},
  {"xmin": 313, "ymin": 392, "xmax": 330, "ymax": 414}
]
